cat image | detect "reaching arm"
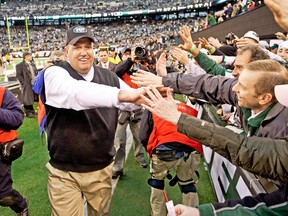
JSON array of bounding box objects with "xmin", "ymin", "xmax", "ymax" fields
[
  {"xmin": 264, "ymin": 0, "xmax": 288, "ymax": 31},
  {"xmin": 141, "ymin": 87, "xmax": 288, "ymax": 183}
]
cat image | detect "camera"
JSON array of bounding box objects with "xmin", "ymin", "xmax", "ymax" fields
[
  {"xmin": 134, "ymin": 46, "xmax": 148, "ymax": 60},
  {"xmin": 225, "ymin": 34, "xmax": 235, "ymax": 41}
]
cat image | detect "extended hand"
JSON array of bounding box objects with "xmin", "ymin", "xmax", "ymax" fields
[
  {"xmin": 170, "ymin": 47, "xmax": 189, "ymax": 66},
  {"xmin": 178, "ymin": 25, "xmax": 194, "ymax": 51},
  {"xmin": 275, "ymin": 31, "xmax": 286, "ymax": 40},
  {"xmin": 199, "ymin": 37, "xmax": 214, "ymax": 51},
  {"xmin": 168, "ymin": 204, "xmax": 200, "ymax": 216},
  {"xmin": 236, "ymin": 37, "xmax": 256, "ymax": 49},
  {"xmin": 265, "ymin": 0, "xmax": 288, "ymax": 31},
  {"xmin": 140, "ymin": 86, "xmax": 181, "ymax": 125},
  {"xmin": 131, "ymin": 70, "xmax": 163, "ymax": 87},
  {"xmin": 156, "ymin": 52, "xmax": 168, "ymax": 77},
  {"xmin": 208, "ymin": 37, "xmax": 222, "ymax": 48}
]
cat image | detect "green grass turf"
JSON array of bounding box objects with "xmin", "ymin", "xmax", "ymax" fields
[
  {"xmin": 0, "ymin": 115, "xmax": 216, "ymax": 215},
  {"xmin": 110, "ymin": 151, "xmax": 216, "ymax": 215}
]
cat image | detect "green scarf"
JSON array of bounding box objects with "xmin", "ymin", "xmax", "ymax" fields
[{"xmin": 242, "ymin": 104, "xmax": 275, "ymax": 137}]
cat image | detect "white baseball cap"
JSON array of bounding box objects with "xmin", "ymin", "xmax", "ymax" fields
[
  {"xmin": 275, "ymin": 84, "xmax": 288, "ymax": 107},
  {"xmin": 243, "ymin": 31, "xmax": 260, "ymax": 43}
]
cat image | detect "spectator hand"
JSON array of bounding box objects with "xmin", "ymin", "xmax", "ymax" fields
[
  {"xmin": 118, "ymin": 88, "xmax": 146, "ymax": 105},
  {"xmin": 118, "ymin": 87, "xmax": 170, "ymax": 106},
  {"xmin": 131, "ymin": 70, "xmax": 163, "ymax": 87},
  {"xmin": 236, "ymin": 37, "xmax": 256, "ymax": 49},
  {"xmin": 156, "ymin": 52, "xmax": 168, "ymax": 76},
  {"xmin": 168, "ymin": 204, "xmax": 200, "ymax": 216},
  {"xmin": 178, "ymin": 25, "xmax": 194, "ymax": 51},
  {"xmin": 275, "ymin": 32, "xmax": 286, "ymax": 40},
  {"xmin": 141, "ymin": 86, "xmax": 181, "ymax": 125},
  {"xmin": 265, "ymin": 0, "xmax": 288, "ymax": 31},
  {"xmin": 199, "ymin": 37, "xmax": 214, "ymax": 52},
  {"xmin": 208, "ymin": 37, "xmax": 222, "ymax": 48},
  {"xmin": 170, "ymin": 47, "xmax": 189, "ymax": 66}
]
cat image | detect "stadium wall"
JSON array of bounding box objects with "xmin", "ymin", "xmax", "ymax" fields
[{"xmin": 192, "ymin": 5, "xmax": 285, "ymax": 42}]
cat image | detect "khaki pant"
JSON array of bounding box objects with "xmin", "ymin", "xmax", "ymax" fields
[
  {"xmin": 46, "ymin": 162, "xmax": 113, "ymax": 216},
  {"xmin": 113, "ymin": 120, "xmax": 146, "ymax": 172},
  {"xmin": 150, "ymin": 152, "xmax": 201, "ymax": 216}
]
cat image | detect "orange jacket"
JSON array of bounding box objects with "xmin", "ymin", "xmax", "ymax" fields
[
  {"xmin": 0, "ymin": 86, "xmax": 18, "ymax": 144},
  {"xmin": 146, "ymin": 102, "xmax": 203, "ymax": 155}
]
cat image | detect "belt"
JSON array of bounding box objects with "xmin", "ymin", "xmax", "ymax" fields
[{"xmin": 154, "ymin": 150, "xmax": 185, "ymax": 161}]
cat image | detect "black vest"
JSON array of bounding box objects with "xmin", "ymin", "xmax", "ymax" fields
[{"xmin": 44, "ymin": 62, "xmax": 120, "ymax": 172}]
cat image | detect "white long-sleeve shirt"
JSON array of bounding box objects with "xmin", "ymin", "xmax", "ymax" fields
[{"xmin": 44, "ymin": 65, "xmax": 137, "ymax": 111}]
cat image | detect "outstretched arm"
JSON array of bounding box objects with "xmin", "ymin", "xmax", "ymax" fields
[
  {"xmin": 264, "ymin": 0, "xmax": 288, "ymax": 31},
  {"xmin": 141, "ymin": 86, "xmax": 288, "ymax": 182}
]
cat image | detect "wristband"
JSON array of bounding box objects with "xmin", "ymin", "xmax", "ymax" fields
[
  {"xmin": 189, "ymin": 45, "xmax": 196, "ymax": 53},
  {"xmin": 221, "ymin": 55, "xmax": 226, "ymax": 64},
  {"xmin": 209, "ymin": 47, "xmax": 216, "ymax": 54}
]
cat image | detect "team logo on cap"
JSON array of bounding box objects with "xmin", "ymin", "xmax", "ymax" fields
[{"xmin": 73, "ymin": 26, "xmax": 88, "ymax": 34}]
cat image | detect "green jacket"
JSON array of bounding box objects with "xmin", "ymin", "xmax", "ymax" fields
[
  {"xmin": 177, "ymin": 114, "xmax": 288, "ymax": 215},
  {"xmin": 194, "ymin": 51, "xmax": 226, "ymax": 76},
  {"xmin": 178, "ymin": 114, "xmax": 288, "ymax": 183}
]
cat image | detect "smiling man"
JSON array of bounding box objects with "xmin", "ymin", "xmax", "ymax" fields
[
  {"xmin": 178, "ymin": 60, "xmax": 287, "ymax": 136},
  {"xmin": 42, "ymin": 25, "xmax": 150, "ymax": 216}
]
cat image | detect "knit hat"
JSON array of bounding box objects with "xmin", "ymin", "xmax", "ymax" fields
[
  {"xmin": 243, "ymin": 31, "xmax": 259, "ymax": 43},
  {"xmin": 275, "ymin": 84, "xmax": 288, "ymax": 107},
  {"xmin": 271, "ymin": 44, "xmax": 279, "ymax": 49},
  {"xmin": 278, "ymin": 41, "xmax": 288, "ymax": 50},
  {"xmin": 66, "ymin": 25, "xmax": 95, "ymax": 45}
]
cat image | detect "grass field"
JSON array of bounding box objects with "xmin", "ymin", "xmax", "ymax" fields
[{"xmin": 0, "ymin": 112, "xmax": 216, "ymax": 215}]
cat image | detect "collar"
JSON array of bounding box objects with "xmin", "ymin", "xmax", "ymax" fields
[
  {"xmin": 247, "ymin": 109, "xmax": 264, "ymax": 121},
  {"xmin": 78, "ymin": 67, "xmax": 94, "ymax": 82},
  {"xmin": 244, "ymin": 103, "xmax": 275, "ymax": 136}
]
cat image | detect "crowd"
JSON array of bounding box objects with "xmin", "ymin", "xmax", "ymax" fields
[
  {"xmin": 1, "ymin": 0, "xmax": 288, "ymax": 216},
  {"xmin": 0, "ymin": 0, "xmax": 211, "ymax": 17},
  {"xmin": 0, "ymin": 0, "xmax": 265, "ymax": 54}
]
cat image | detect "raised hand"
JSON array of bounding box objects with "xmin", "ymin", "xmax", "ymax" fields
[
  {"xmin": 199, "ymin": 37, "xmax": 214, "ymax": 51},
  {"xmin": 170, "ymin": 47, "xmax": 190, "ymax": 66},
  {"xmin": 208, "ymin": 37, "xmax": 222, "ymax": 48},
  {"xmin": 131, "ymin": 70, "xmax": 163, "ymax": 87},
  {"xmin": 156, "ymin": 52, "xmax": 168, "ymax": 77},
  {"xmin": 140, "ymin": 86, "xmax": 181, "ymax": 125},
  {"xmin": 265, "ymin": 0, "xmax": 288, "ymax": 31},
  {"xmin": 178, "ymin": 25, "xmax": 194, "ymax": 51},
  {"xmin": 275, "ymin": 31, "xmax": 287, "ymax": 40}
]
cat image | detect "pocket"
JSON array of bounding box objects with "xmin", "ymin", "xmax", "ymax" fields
[
  {"xmin": 189, "ymin": 152, "xmax": 201, "ymax": 173},
  {"xmin": 118, "ymin": 111, "xmax": 130, "ymax": 125},
  {"xmin": 155, "ymin": 150, "xmax": 178, "ymax": 162},
  {"xmin": 1, "ymin": 139, "xmax": 24, "ymax": 163}
]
